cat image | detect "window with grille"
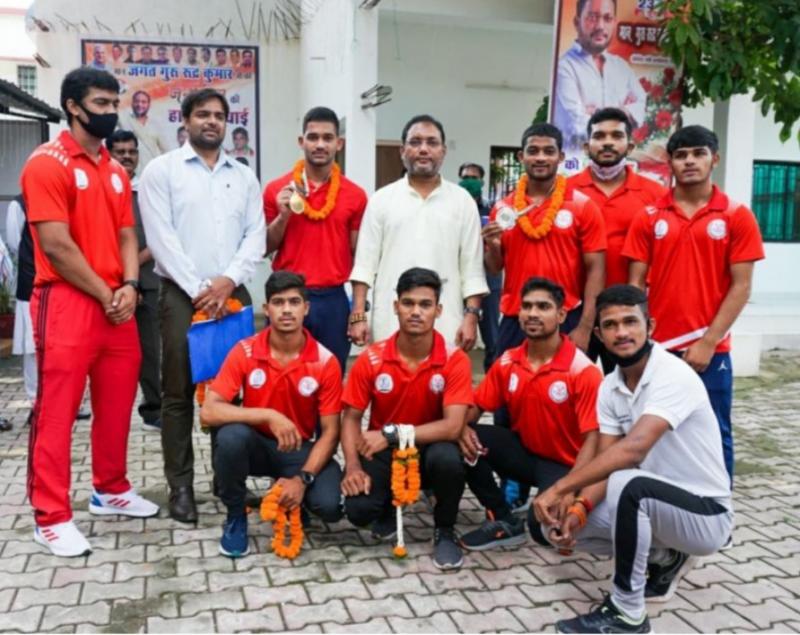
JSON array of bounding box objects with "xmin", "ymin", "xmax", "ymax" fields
[
  {"xmin": 17, "ymin": 65, "xmax": 36, "ymax": 96},
  {"xmin": 489, "ymin": 146, "xmax": 523, "ymax": 206},
  {"xmin": 751, "ymin": 161, "xmax": 800, "ymax": 242}
]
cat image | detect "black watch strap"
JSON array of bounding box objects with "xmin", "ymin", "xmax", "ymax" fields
[
  {"xmin": 299, "ymin": 470, "xmax": 316, "ymax": 486},
  {"xmin": 123, "ymin": 279, "xmax": 141, "ymax": 292}
]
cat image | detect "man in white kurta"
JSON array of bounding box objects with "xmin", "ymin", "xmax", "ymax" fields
[{"xmin": 349, "ymin": 115, "xmax": 488, "ymax": 347}]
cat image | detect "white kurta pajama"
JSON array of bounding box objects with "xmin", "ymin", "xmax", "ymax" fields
[{"xmin": 350, "ymin": 176, "xmax": 489, "ymax": 344}]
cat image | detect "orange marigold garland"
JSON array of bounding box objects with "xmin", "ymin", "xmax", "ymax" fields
[
  {"xmin": 260, "ymin": 483, "xmax": 304, "ymax": 559},
  {"xmin": 513, "ymin": 174, "xmax": 568, "ymax": 240},
  {"xmin": 191, "ymin": 298, "xmax": 245, "ymax": 407},
  {"xmin": 390, "ymin": 425, "xmax": 420, "ymax": 558},
  {"xmin": 291, "ymin": 159, "xmax": 341, "ymax": 221}
]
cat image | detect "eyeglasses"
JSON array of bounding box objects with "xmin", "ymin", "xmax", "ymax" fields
[
  {"xmin": 405, "ymin": 138, "xmax": 442, "ymax": 149},
  {"xmin": 583, "ymin": 12, "xmax": 614, "ymax": 25}
]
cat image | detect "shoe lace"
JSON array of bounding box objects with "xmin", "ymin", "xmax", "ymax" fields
[{"xmin": 434, "ymin": 527, "xmax": 456, "ymax": 544}]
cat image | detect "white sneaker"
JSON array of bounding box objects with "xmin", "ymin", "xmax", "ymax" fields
[
  {"xmin": 34, "ymin": 521, "xmax": 92, "ymax": 557},
  {"xmin": 89, "ymin": 488, "xmax": 160, "ymax": 518}
]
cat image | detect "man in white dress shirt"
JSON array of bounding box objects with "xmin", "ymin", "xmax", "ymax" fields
[
  {"xmin": 553, "ymin": 0, "xmax": 646, "ymax": 152},
  {"xmin": 349, "ymin": 114, "xmax": 488, "ymax": 348},
  {"xmin": 139, "ymin": 88, "xmax": 266, "ymax": 523}
]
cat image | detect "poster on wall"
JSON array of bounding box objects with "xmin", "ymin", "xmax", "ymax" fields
[
  {"xmin": 81, "ymin": 39, "xmax": 260, "ymax": 177},
  {"xmin": 549, "ymin": 0, "xmax": 681, "ymax": 183}
]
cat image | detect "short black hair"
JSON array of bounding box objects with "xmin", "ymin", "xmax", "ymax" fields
[
  {"xmin": 265, "ymin": 271, "xmax": 308, "ymax": 301},
  {"xmin": 216, "ymin": 47, "xmax": 227, "ymax": 54},
  {"xmin": 396, "ymin": 267, "xmax": 442, "ymax": 302},
  {"xmin": 181, "ymin": 88, "xmax": 230, "ymax": 119},
  {"xmin": 141, "ymin": 45, "xmax": 152, "ymax": 53},
  {"xmin": 232, "ymin": 126, "xmax": 248, "ymax": 139},
  {"xmin": 401, "ymin": 114, "xmax": 446, "ymax": 145},
  {"xmin": 576, "ymin": 0, "xmax": 617, "ymax": 18},
  {"xmin": 60, "ymin": 67, "xmax": 120, "ymax": 124},
  {"xmin": 302, "ymin": 106, "xmax": 340, "ymax": 135},
  {"xmin": 596, "ymin": 284, "xmax": 649, "ymax": 323},
  {"xmin": 587, "ymin": 107, "xmax": 632, "ymax": 139},
  {"xmin": 520, "ymin": 277, "xmax": 565, "ymax": 309},
  {"xmin": 458, "ymin": 162, "xmax": 485, "ymax": 179},
  {"xmin": 105, "ymin": 129, "xmax": 138, "ymax": 151},
  {"xmin": 132, "ymin": 89, "xmax": 150, "ymax": 102},
  {"xmin": 521, "ymin": 123, "xmax": 563, "ymax": 151},
  {"xmin": 666, "ymin": 125, "xmax": 719, "ymax": 155},
  {"xmin": 235, "ymin": 157, "xmax": 250, "ymax": 166}
]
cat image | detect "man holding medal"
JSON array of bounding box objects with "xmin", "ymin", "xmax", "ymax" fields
[{"xmin": 263, "ymin": 107, "xmax": 368, "ymax": 372}]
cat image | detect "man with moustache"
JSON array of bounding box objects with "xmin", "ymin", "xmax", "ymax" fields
[
  {"xmin": 140, "ymin": 88, "xmax": 266, "ymax": 523},
  {"xmin": 117, "ymin": 89, "xmax": 168, "ymax": 172},
  {"xmin": 554, "ymin": 0, "xmax": 647, "ymax": 152},
  {"xmin": 106, "ymin": 129, "xmax": 161, "ymax": 430},
  {"xmin": 186, "ymin": 47, "xmax": 198, "ymax": 65},
  {"xmin": 350, "ymin": 114, "xmax": 488, "ymax": 348},
  {"xmin": 263, "ymin": 107, "xmax": 367, "ymax": 372}
]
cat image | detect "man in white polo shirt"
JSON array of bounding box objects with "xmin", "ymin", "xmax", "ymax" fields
[{"xmin": 533, "ymin": 284, "xmax": 732, "ymax": 634}]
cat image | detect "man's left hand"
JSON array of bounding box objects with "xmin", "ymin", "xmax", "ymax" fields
[
  {"xmin": 533, "ymin": 484, "xmax": 563, "ymax": 527},
  {"xmin": 106, "ymin": 285, "xmax": 138, "ymax": 324},
  {"xmin": 456, "ymin": 314, "xmax": 478, "ymax": 351},
  {"xmin": 356, "ymin": 430, "xmax": 388, "ymax": 460},
  {"xmin": 193, "ymin": 276, "xmax": 236, "ymax": 318},
  {"xmin": 683, "ymin": 338, "xmax": 716, "ymax": 373},
  {"xmin": 568, "ymin": 324, "xmax": 592, "ymax": 353},
  {"xmin": 276, "ymin": 476, "xmax": 306, "ymax": 510}
]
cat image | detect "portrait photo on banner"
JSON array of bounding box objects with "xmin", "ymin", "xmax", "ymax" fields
[
  {"xmin": 550, "ymin": 0, "xmax": 682, "ymax": 184},
  {"xmin": 81, "ymin": 38, "xmax": 260, "ymax": 176}
]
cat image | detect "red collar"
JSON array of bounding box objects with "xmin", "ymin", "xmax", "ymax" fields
[
  {"xmin": 382, "ymin": 330, "xmax": 448, "ymax": 368},
  {"xmin": 252, "ymin": 327, "xmax": 319, "ymax": 366},
  {"xmin": 655, "ymin": 185, "xmax": 729, "ymax": 215},
  {"xmin": 58, "ymin": 130, "xmax": 111, "ymax": 164},
  {"xmin": 510, "ymin": 334, "xmax": 576, "ymax": 374}
]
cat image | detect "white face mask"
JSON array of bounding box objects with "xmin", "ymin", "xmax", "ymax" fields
[{"xmin": 589, "ymin": 158, "xmax": 627, "ymax": 182}]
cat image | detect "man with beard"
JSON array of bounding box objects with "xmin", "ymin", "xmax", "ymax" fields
[
  {"xmin": 350, "ymin": 115, "xmax": 488, "ymax": 348},
  {"xmin": 263, "ymin": 107, "xmax": 367, "ymax": 372},
  {"xmin": 534, "ymin": 285, "xmax": 733, "ymax": 634},
  {"xmin": 200, "ymin": 271, "xmax": 343, "ymax": 558},
  {"xmin": 139, "ymin": 88, "xmax": 266, "ymax": 523},
  {"xmin": 106, "ymin": 130, "xmax": 161, "ymax": 430},
  {"xmin": 341, "ymin": 268, "xmax": 473, "ymax": 570},
  {"xmin": 623, "ymin": 126, "xmax": 764, "ymax": 482},
  {"xmin": 117, "ymin": 89, "xmax": 168, "ymax": 172},
  {"xmin": 553, "ymin": 0, "xmax": 646, "ymax": 152},
  {"xmin": 186, "ymin": 47, "xmax": 198, "ymax": 66},
  {"xmin": 568, "ymin": 107, "xmax": 665, "ymax": 371},
  {"xmin": 459, "ymin": 277, "xmax": 601, "ymax": 551}
]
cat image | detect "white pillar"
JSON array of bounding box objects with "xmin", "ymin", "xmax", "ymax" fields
[{"xmin": 712, "ymin": 94, "xmax": 756, "ymax": 205}]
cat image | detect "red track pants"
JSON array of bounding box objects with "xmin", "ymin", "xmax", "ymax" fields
[{"xmin": 29, "ymin": 283, "xmax": 141, "ymax": 526}]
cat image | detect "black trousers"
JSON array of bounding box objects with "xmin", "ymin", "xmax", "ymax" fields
[
  {"xmin": 212, "ymin": 422, "xmax": 343, "ymax": 521},
  {"xmin": 344, "ymin": 442, "xmax": 465, "ymax": 530},
  {"xmin": 135, "ymin": 286, "xmax": 161, "ymax": 423}
]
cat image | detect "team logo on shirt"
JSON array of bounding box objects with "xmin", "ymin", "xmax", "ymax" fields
[
  {"xmin": 429, "ymin": 373, "xmax": 445, "ymax": 394},
  {"xmin": 645, "ymin": 205, "xmax": 658, "ymax": 215},
  {"xmin": 110, "ymin": 173, "xmax": 124, "ymax": 194},
  {"xmin": 298, "ymin": 376, "xmax": 319, "ymax": 397},
  {"xmin": 554, "ymin": 209, "xmax": 573, "ymax": 229},
  {"xmin": 375, "ymin": 373, "xmax": 394, "ymax": 394},
  {"xmin": 74, "ymin": 168, "xmax": 89, "ymax": 190},
  {"xmin": 707, "ymin": 219, "xmax": 727, "ymax": 240},
  {"xmin": 508, "ymin": 373, "xmax": 519, "ymax": 393},
  {"xmin": 654, "ymin": 219, "xmax": 669, "ymax": 239},
  {"xmin": 548, "ymin": 380, "xmax": 569, "ymax": 403},
  {"xmin": 248, "ymin": 368, "xmax": 267, "ymax": 389}
]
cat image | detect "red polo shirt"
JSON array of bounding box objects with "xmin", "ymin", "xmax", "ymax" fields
[
  {"xmin": 263, "ymin": 170, "xmax": 367, "ymax": 288},
  {"xmin": 20, "ymin": 130, "xmax": 134, "ymax": 288},
  {"xmin": 491, "ymin": 188, "xmax": 606, "ymax": 316},
  {"xmin": 568, "ymin": 166, "xmax": 667, "ymax": 286},
  {"xmin": 210, "ymin": 328, "xmax": 342, "ymax": 440},
  {"xmin": 623, "ymin": 186, "xmax": 765, "ymax": 353},
  {"xmin": 475, "ymin": 336, "xmax": 601, "ymax": 466},
  {"xmin": 342, "ymin": 330, "xmax": 474, "ymax": 430}
]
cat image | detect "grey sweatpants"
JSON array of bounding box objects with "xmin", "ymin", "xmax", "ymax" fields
[{"xmin": 545, "ymin": 469, "xmax": 733, "ymax": 618}]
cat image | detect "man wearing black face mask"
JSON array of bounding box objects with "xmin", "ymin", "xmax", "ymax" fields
[{"xmin": 20, "ymin": 67, "xmax": 159, "ymax": 558}]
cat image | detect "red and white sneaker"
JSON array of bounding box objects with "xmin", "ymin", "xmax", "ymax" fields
[
  {"xmin": 89, "ymin": 489, "xmax": 160, "ymax": 518},
  {"xmin": 34, "ymin": 521, "xmax": 92, "ymax": 557}
]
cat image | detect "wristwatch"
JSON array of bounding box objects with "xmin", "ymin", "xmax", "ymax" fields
[
  {"xmin": 464, "ymin": 306, "xmax": 483, "ymax": 320},
  {"xmin": 381, "ymin": 423, "xmax": 399, "ymax": 448},
  {"xmin": 122, "ymin": 279, "xmax": 141, "ymax": 292},
  {"xmin": 299, "ymin": 471, "xmax": 316, "ymax": 486}
]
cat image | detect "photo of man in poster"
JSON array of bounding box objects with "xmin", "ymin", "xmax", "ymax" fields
[{"xmin": 117, "ymin": 89, "xmax": 169, "ymax": 172}]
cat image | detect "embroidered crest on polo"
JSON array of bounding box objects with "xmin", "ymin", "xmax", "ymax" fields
[
  {"xmin": 645, "ymin": 205, "xmax": 658, "ymax": 215},
  {"xmin": 554, "ymin": 209, "xmax": 573, "ymax": 229},
  {"xmin": 654, "ymin": 219, "xmax": 669, "ymax": 239},
  {"xmin": 375, "ymin": 373, "xmax": 394, "ymax": 394},
  {"xmin": 548, "ymin": 380, "xmax": 568, "ymax": 403},
  {"xmin": 248, "ymin": 368, "xmax": 267, "ymax": 389},
  {"xmin": 508, "ymin": 372, "xmax": 519, "ymax": 393},
  {"xmin": 74, "ymin": 168, "xmax": 89, "ymax": 190},
  {"xmin": 707, "ymin": 219, "xmax": 727, "ymax": 240},
  {"xmin": 298, "ymin": 376, "xmax": 319, "ymax": 397},
  {"xmin": 110, "ymin": 173, "xmax": 124, "ymax": 194},
  {"xmin": 429, "ymin": 373, "xmax": 445, "ymax": 394}
]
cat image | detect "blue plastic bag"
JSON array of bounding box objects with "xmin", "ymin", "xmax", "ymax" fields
[{"xmin": 187, "ymin": 306, "xmax": 255, "ymax": 383}]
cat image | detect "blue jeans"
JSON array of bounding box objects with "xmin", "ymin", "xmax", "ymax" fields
[
  {"xmin": 304, "ymin": 285, "xmax": 351, "ymax": 373},
  {"xmin": 697, "ymin": 352, "xmax": 734, "ymax": 481}
]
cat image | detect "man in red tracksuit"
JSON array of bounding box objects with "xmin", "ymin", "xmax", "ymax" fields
[{"xmin": 21, "ymin": 67, "xmax": 158, "ymax": 558}]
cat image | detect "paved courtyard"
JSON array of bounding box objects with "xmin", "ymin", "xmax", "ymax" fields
[{"xmin": 1, "ymin": 350, "xmax": 799, "ymax": 633}]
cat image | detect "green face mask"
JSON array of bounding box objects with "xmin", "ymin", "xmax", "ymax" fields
[{"xmin": 459, "ymin": 177, "xmax": 483, "ymax": 200}]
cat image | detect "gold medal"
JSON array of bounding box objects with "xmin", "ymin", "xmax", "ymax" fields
[{"xmin": 289, "ymin": 191, "xmax": 305, "ymax": 214}]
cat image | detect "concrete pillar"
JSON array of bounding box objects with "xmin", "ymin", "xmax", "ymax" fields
[{"xmin": 712, "ymin": 94, "xmax": 756, "ymax": 205}]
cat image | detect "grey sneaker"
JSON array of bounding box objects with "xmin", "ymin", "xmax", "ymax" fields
[
  {"xmin": 460, "ymin": 515, "xmax": 527, "ymax": 551},
  {"xmin": 433, "ymin": 528, "xmax": 463, "ymax": 570}
]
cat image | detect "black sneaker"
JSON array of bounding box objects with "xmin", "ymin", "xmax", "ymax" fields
[
  {"xmin": 433, "ymin": 528, "xmax": 463, "ymax": 570},
  {"xmin": 645, "ymin": 550, "xmax": 696, "ymax": 603},
  {"xmin": 370, "ymin": 513, "xmax": 397, "ymax": 541},
  {"xmin": 460, "ymin": 515, "xmax": 527, "ymax": 551},
  {"xmin": 556, "ymin": 595, "xmax": 652, "ymax": 633}
]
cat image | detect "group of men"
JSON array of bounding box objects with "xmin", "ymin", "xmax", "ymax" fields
[{"xmin": 17, "ymin": 65, "xmax": 763, "ymax": 633}]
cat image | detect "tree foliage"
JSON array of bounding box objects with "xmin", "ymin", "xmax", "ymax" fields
[{"xmin": 660, "ymin": 0, "xmax": 800, "ymax": 144}]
